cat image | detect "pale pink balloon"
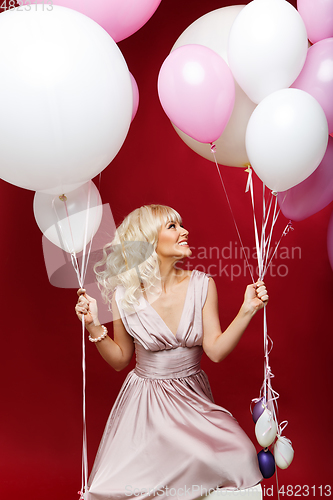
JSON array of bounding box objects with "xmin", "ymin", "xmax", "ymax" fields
[
  {"xmin": 297, "ymin": 0, "xmax": 333, "ymax": 44},
  {"xmin": 158, "ymin": 45, "xmax": 235, "ymax": 143},
  {"xmin": 130, "ymin": 73, "xmax": 139, "ymax": 122},
  {"xmin": 327, "ymin": 208, "xmax": 333, "ymax": 272},
  {"xmin": 278, "ymin": 136, "xmax": 333, "ymax": 221},
  {"xmin": 36, "ymin": 0, "xmax": 162, "ymax": 42},
  {"xmin": 292, "ymin": 38, "xmax": 333, "ymax": 133}
]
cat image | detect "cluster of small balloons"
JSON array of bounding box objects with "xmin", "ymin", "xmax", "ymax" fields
[
  {"xmin": 157, "ymin": 0, "xmax": 333, "ymax": 214},
  {"xmin": 0, "ymin": 1, "xmax": 150, "ymax": 253},
  {"xmin": 252, "ymin": 399, "xmax": 294, "ymax": 479}
]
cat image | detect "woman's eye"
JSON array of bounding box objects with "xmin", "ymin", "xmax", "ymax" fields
[{"xmin": 168, "ymin": 223, "xmax": 176, "ymax": 229}]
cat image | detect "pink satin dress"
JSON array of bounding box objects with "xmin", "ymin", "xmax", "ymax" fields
[{"xmin": 87, "ymin": 270, "xmax": 262, "ymax": 500}]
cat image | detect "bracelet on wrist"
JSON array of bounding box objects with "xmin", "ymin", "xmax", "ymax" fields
[{"xmin": 88, "ymin": 325, "xmax": 108, "ymax": 343}]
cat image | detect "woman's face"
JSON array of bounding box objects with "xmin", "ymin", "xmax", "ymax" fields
[{"xmin": 156, "ymin": 219, "xmax": 191, "ymax": 261}]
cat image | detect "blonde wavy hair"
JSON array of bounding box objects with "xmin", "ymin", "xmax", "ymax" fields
[{"xmin": 94, "ymin": 204, "xmax": 182, "ymax": 312}]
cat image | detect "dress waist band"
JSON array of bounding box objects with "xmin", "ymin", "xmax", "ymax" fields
[{"xmin": 134, "ymin": 344, "xmax": 203, "ymax": 379}]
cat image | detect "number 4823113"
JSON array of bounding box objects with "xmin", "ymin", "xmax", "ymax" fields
[
  {"xmin": 278, "ymin": 485, "xmax": 331, "ymax": 496},
  {"xmin": 0, "ymin": 1, "xmax": 53, "ymax": 10}
]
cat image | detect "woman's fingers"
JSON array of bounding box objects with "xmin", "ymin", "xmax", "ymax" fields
[{"xmin": 255, "ymin": 281, "xmax": 269, "ymax": 302}]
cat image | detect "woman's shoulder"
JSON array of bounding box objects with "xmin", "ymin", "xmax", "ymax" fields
[{"xmin": 189, "ymin": 269, "xmax": 213, "ymax": 281}]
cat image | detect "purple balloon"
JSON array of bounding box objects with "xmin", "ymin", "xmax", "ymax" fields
[
  {"xmin": 258, "ymin": 449, "xmax": 276, "ymax": 479},
  {"xmin": 278, "ymin": 136, "xmax": 333, "ymax": 221},
  {"xmin": 292, "ymin": 38, "xmax": 333, "ymax": 133},
  {"xmin": 252, "ymin": 398, "xmax": 266, "ymax": 423},
  {"xmin": 327, "ymin": 209, "xmax": 333, "ymax": 272}
]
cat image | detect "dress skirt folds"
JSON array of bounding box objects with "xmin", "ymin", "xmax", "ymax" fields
[{"xmin": 87, "ymin": 271, "xmax": 262, "ymax": 500}]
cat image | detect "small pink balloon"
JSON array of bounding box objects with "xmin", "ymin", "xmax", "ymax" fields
[
  {"xmin": 35, "ymin": 0, "xmax": 162, "ymax": 42},
  {"xmin": 292, "ymin": 38, "xmax": 333, "ymax": 133},
  {"xmin": 130, "ymin": 73, "xmax": 139, "ymax": 122},
  {"xmin": 278, "ymin": 136, "xmax": 333, "ymax": 221},
  {"xmin": 158, "ymin": 44, "xmax": 235, "ymax": 143},
  {"xmin": 327, "ymin": 208, "xmax": 333, "ymax": 271},
  {"xmin": 297, "ymin": 0, "xmax": 333, "ymax": 44}
]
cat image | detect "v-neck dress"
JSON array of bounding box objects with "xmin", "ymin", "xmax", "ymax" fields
[{"xmin": 87, "ymin": 270, "xmax": 262, "ymax": 500}]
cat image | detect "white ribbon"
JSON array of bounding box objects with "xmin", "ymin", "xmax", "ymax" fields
[{"xmin": 52, "ymin": 182, "xmax": 99, "ymax": 500}]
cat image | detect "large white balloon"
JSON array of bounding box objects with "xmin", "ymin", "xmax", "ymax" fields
[
  {"xmin": 246, "ymin": 89, "xmax": 328, "ymax": 192},
  {"xmin": 0, "ymin": 6, "xmax": 132, "ymax": 192},
  {"xmin": 33, "ymin": 181, "xmax": 103, "ymax": 254},
  {"xmin": 171, "ymin": 5, "xmax": 256, "ymax": 168},
  {"xmin": 228, "ymin": 0, "xmax": 308, "ymax": 103}
]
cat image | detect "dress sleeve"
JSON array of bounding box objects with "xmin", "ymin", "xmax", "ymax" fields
[{"xmin": 201, "ymin": 273, "xmax": 211, "ymax": 308}]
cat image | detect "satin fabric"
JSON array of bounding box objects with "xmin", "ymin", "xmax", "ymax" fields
[{"xmin": 87, "ymin": 270, "xmax": 262, "ymax": 500}]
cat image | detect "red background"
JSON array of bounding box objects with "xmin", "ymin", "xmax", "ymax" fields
[{"xmin": 1, "ymin": 1, "xmax": 332, "ymax": 499}]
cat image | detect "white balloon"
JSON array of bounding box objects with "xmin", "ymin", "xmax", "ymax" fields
[
  {"xmin": 33, "ymin": 181, "xmax": 103, "ymax": 254},
  {"xmin": 170, "ymin": 5, "xmax": 256, "ymax": 168},
  {"xmin": 228, "ymin": 0, "xmax": 308, "ymax": 103},
  {"xmin": 255, "ymin": 408, "xmax": 278, "ymax": 447},
  {"xmin": 246, "ymin": 89, "xmax": 328, "ymax": 192},
  {"xmin": 0, "ymin": 6, "xmax": 132, "ymax": 192},
  {"xmin": 274, "ymin": 436, "xmax": 294, "ymax": 469}
]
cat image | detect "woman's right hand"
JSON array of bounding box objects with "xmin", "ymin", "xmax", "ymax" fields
[{"xmin": 75, "ymin": 288, "xmax": 99, "ymax": 326}]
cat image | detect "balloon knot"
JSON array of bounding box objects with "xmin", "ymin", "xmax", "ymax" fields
[
  {"xmin": 283, "ymin": 221, "xmax": 294, "ymax": 236},
  {"xmin": 210, "ymin": 143, "xmax": 216, "ymax": 154}
]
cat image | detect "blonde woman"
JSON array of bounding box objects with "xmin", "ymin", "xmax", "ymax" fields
[{"xmin": 75, "ymin": 204, "xmax": 268, "ymax": 500}]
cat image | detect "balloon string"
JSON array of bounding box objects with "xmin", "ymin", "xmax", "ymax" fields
[
  {"xmin": 247, "ymin": 169, "xmax": 264, "ymax": 278},
  {"xmin": 276, "ymin": 466, "xmax": 281, "ymax": 500},
  {"xmin": 51, "ymin": 197, "xmax": 74, "ymax": 256},
  {"xmin": 246, "ymin": 172, "xmax": 282, "ymax": 432},
  {"xmin": 262, "ymin": 196, "xmax": 278, "ymax": 279},
  {"xmin": 80, "ymin": 182, "xmax": 92, "ymax": 286},
  {"xmin": 210, "ymin": 144, "xmax": 255, "ymax": 283},
  {"xmin": 263, "ymin": 220, "xmax": 294, "ymax": 279},
  {"xmin": 52, "ymin": 185, "xmax": 102, "ymax": 500},
  {"xmin": 80, "ymin": 315, "xmax": 88, "ymax": 500}
]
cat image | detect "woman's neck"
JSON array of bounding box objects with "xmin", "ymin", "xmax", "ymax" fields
[{"xmin": 159, "ymin": 261, "xmax": 186, "ymax": 292}]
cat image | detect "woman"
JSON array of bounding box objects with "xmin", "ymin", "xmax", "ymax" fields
[{"xmin": 75, "ymin": 204, "xmax": 268, "ymax": 500}]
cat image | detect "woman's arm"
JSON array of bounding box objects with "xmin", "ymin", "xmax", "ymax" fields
[
  {"xmin": 202, "ymin": 278, "xmax": 268, "ymax": 363},
  {"xmin": 75, "ymin": 289, "xmax": 135, "ymax": 371}
]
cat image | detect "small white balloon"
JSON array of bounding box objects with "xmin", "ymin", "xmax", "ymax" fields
[
  {"xmin": 255, "ymin": 408, "xmax": 278, "ymax": 448},
  {"xmin": 274, "ymin": 436, "xmax": 294, "ymax": 469},
  {"xmin": 228, "ymin": 0, "xmax": 308, "ymax": 103},
  {"xmin": 246, "ymin": 88, "xmax": 328, "ymax": 192},
  {"xmin": 33, "ymin": 181, "xmax": 103, "ymax": 254}
]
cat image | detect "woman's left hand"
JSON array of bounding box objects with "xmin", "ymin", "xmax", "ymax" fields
[{"xmin": 242, "ymin": 280, "xmax": 269, "ymax": 315}]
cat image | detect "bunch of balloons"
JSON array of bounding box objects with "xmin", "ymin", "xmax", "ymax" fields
[
  {"xmin": 157, "ymin": 0, "xmax": 333, "ymax": 479},
  {"xmin": 0, "ymin": 2, "xmax": 149, "ymax": 255},
  {"xmin": 157, "ymin": 0, "xmax": 333, "ymax": 213},
  {"xmin": 252, "ymin": 399, "xmax": 294, "ymax": 478}
]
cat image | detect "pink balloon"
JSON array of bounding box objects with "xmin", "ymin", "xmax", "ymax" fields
[
  {"xmin": 130, "ymin": 73, "xmax": 139, "ymax": 122},
  {"xmin": 35, "ymin": 0, "xmax": 162, "ymax": 42},
  {"xmin": 158, "ymin": 45, "xmax": 235, "ymax": 143},
  {"xmin": 327, "ymin": 208, "xmax": 333, "ymax": 271},
  {"xmin": 297, "ymin": 0, "xmax": 333, "ymax": 44},
  {"xmin": 278, "ymin": 136, "xmax": 333, "ymax": 221},
  {"xmin": 292, "ymin": 38, "xmax": 333, "ymax": 133}
]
